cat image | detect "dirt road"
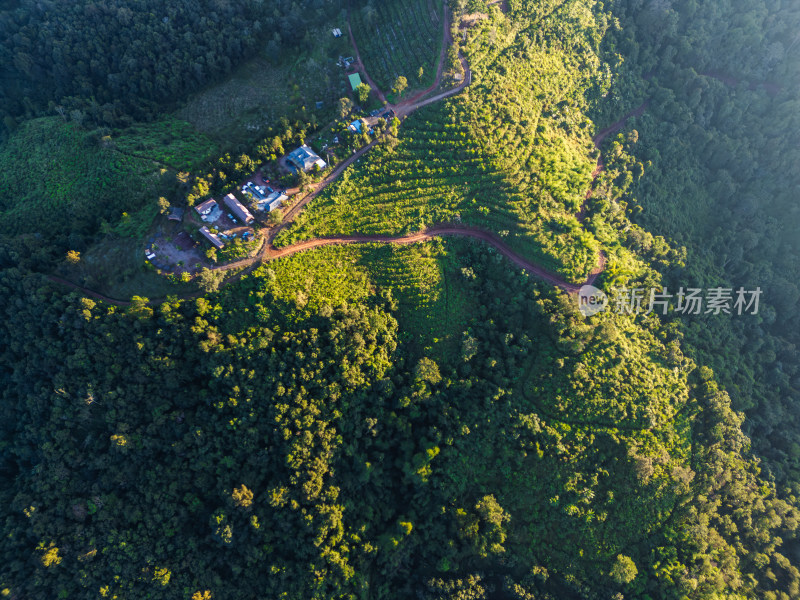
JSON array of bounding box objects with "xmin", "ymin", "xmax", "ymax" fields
[{"xmin": 47, "ymin": 4, "xmax": 640, "ymax": 307}]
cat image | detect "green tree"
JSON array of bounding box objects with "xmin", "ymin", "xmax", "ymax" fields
[
  {"xmin": 197, "ymin": 268, "xmax": 223, "ymax": 292},
  {"xmin": 337, "ymin": 97, "xmax": 355, "ymax": 119},
  {"xmin": 610, "ymin": 555, "xmax": 638, "ymax": 584},
  {"xmin": 393, "ymin": 75, "xmax": 408, "ymax": 96},
  {"xmin": 268, "ymin": 208, "xmax": 284, "ymax": 226},
  {"xmin": 356, "ymin": 83, "xmax": 372, "ymax": 104}
]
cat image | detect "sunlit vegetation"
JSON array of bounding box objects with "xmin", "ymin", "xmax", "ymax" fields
[{"xmin": 277, "ymin": 101, "xmax": 600, "ymax": 283}]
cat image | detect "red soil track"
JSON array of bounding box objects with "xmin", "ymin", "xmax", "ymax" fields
[
  {"xmin": 266, "ymin": 226, "xmax": 599, "ymax": 293},
  {"xmin": 47, "ymin": 6, "xmax": 645, "ymax": 307},
  {"xmin": 395, "ymin": 3, "xmax": 454, "ymax": 108}
]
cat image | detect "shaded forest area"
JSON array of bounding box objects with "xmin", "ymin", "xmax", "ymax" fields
[
  {"xmin": 594, "ymin": 0, "xmax": 800, "ymax": 485},
  {"xmin": 0, "ymin": 0, "xmax": 340, "ymax": 137}
]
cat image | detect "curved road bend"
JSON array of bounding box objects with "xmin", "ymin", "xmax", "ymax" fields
[{"xmin": 47, "ymin": 226, "xmax": 598, "ymax": 306}]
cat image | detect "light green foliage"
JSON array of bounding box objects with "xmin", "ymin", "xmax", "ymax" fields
[
  {"xmin": 0, "ymin": 118, "xmax": 160, "ymax": 239},
  {"xmin": 356, "ymin": 83, "xmax": 372, "ymax": 103},
  {"xmin": 610, "ymin": 554, "xmax": 638, "ymax": 584},
  {"xmin": 1, "ymin": 237, "xmax": 798, "ymax": 599}
]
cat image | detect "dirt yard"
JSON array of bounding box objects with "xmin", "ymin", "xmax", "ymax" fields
[{"xmin": 147, "ymin": 221, "xmax": 205, "ymax": 274}]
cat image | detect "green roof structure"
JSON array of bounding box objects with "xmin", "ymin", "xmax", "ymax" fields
[{"xmin": 348, "ymin": 73, "xmax": 363, "ymax": 91}]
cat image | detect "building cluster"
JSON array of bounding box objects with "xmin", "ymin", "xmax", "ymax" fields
[
  {"xmin": 155, "ymin": 143, "xmax": 331, "ymax": 259},
  {"xmin": 194, "ymin": 193, "xmax": 255, "ymax": 250}
]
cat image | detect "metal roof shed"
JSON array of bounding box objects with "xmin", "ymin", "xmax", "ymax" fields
[{"xmin": 348, "ymin": 73, "xmax": 363, "ymax": 91}]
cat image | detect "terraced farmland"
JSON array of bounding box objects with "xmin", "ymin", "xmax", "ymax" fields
[{"xmin": 350, "ymin": 0, "xmax": 443, "ymax": 93}]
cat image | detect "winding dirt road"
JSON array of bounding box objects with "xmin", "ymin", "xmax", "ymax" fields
[
  {"xmin": 48, "ymin": 4, "xmax": 643, "ymax": 307},
  {"xmin": 265, "ymin": 226, "xmax": 603, "ymax": 293}
]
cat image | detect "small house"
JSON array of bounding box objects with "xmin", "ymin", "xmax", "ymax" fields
[
  {"xmin": 266, "ymin": 192, "xmax": 287, "ymax": 212},
  {"xmin": 224, "ymin": 193, "xmax": 255, "ymax": 225},
  {"xmin": 286, "ymin": 145, "xmax": 327, "ymax": 173},
  {"xmin": 199, "ymin": 226, "xmax": 225, "ymax": 250},
  {"xmin": 195, "ymin": 198, "xmax": 222, "ymax": 223},
  {"xmin": 167, "ymin": 207, "xmax": 184, "ymax": 222}
]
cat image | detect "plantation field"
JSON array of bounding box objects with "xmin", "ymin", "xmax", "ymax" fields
[
  {"xmin": 0, "ymin": 117, "xmax": 163, "ymax": 239},
  {"xmin": 175, "ymin": 22, "xmax": 354, "ymax": 145},
  {"xmin": 358, "ymin": 240, "xmax": 472, "ymax": 361},
  {"xmin": 350, "ymin": 0, "xmax": 443, "ymax": 94},
  {"xmin": 112, "ymin": 117, "xmax": 219, "ymax": 171},
  {"xmin": 234, "ymin": 240, "xmax": 471, "ymax": 361},
  {"xmin": 276, "ymin": 101, "xmax": 600, "ymax": 283},
  {"xmin": 273, "ymin": 3, "xmax": 629, "ymax": 284}
]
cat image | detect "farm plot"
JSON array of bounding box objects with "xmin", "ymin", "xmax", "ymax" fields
[
  {"xmin": 112, "ymin": 117, "xmax": 219, "ymax": 171},
  {"xmin": 350, "ymin": 0, "xmax": 443, "ymax": 93},
  {"xmin": 176, "ymin": 24, "xmax": 352, "ymax": 145},
  {"xmin": 276, "ymin": 101, "xmax": 600, "ymax": 283},
  {"xmin": 228, "ymin": 240, "xmax": 470, "ymax": 362},
  {"xmin": 357, "ymin": 241, "xmax": 467, "ymax": 360}
]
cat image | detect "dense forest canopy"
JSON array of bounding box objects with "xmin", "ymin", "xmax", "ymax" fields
[
  {"xmin": 0, "ymin": 0, "xmax": 338, "ymax": 135},
  {"xmin": 1, "ymin": 0, "xmax": 799, "ymax": 598},
  {"xmin": 2, "ymin": 242, "xmax": 798, "ymax": 599},
  {"xmin": 600, "ymin": 0, "xmax": 800, "ymax": 484}
]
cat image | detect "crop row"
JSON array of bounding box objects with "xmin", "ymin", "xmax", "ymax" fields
[{"xmin": 350, "ymin": 0, "xmax": 442, "ymax": 91}]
